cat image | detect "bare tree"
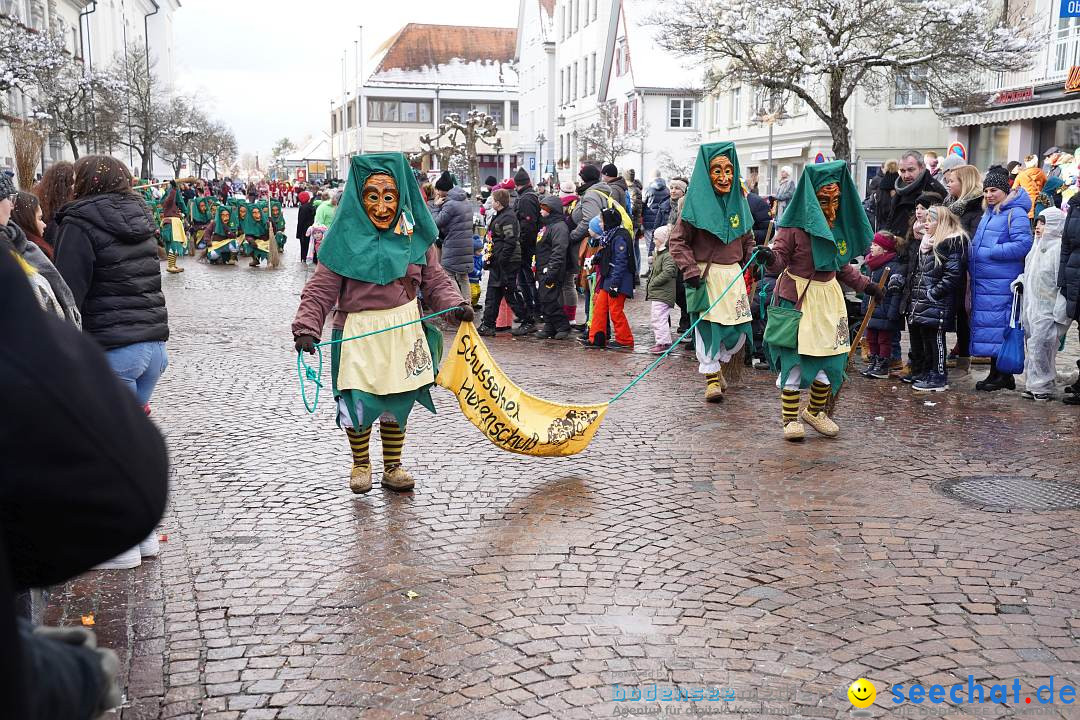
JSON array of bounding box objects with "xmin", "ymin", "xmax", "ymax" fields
[
  {"xmin": 580, "ymin": 103, "xmax": 643, "ymax": 166},
  {"xmin": 414, "ymin": 111, "xmax": 501, "ymax": 198},
  {"xmin": 102, "ymin": 44, "xmax": 171, "ymax": 178},
  {"xmin": 649, "ymin": 0, "xmax": 1041, "ymax": 161},
  {"xmin": 156, "ymin": 98, "xmax": 203, "ymax": 178}
]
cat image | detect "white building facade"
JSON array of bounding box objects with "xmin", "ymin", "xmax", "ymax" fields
[
  {"xmin": 519, "ymin": 0, "xmax": 702, "ymax": 188},
  {"xmin": 703, "ymin": 81, "xmax": 950, "ymax": 196},
  {"xmin": 944, "ymin": 0, "xmax": 1080, "ymax": 167},
  {"xmin": 513, "ymin": 0, "xmax": 556, "ymax": 181},
  {"xmin": 1, "ymin": 0, "xmax": 180, "ymax": 179},
  {"xmin": 329, "ymin": 23, "xmax": 519, "ymax": 183}
]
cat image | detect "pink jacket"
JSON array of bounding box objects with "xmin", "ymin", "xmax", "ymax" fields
[{"xmin": 291, "ymin": 245, "xmax": 464, "ymax": 338}]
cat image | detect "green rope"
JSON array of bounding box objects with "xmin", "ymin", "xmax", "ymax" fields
[
  {"xmin": 296, "ymin": 252, "xmax": 763, "ymax": 413},
  {"xmin": 608, "ymin": 248, "xmax": 761, "ymax": 405},
  {"xmin": 296, "ymin": 306, "xmax": 457, "ymax": 414}
]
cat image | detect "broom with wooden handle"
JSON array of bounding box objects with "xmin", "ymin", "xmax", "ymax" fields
[{"xmin": 825, "ymin": 267, "xmax": 890, "ymax": 417}]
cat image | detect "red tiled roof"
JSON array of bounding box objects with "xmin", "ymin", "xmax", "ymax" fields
[{"xmin": 373, "ymin": 23, "xmax": 517, "ymax": 74}]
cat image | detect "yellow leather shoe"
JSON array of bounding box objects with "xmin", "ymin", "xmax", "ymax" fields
[
  {"xmin": 800, "ymin": 409, "xmax": 839, "ymax": 438},
  {"xmin": 349, "ymin": 464, "xmax": 372, "ymax": 494},
  {"xmin": 783, "ymin": 421, "xmax": 806, "ymax": 442},
  {"xmin": 705, "ymin": 380, "xmax": 724, "ymax": 403},
  {"xmin": 382, "ymin": 465, "xmax": 415, "ymax": 492}
]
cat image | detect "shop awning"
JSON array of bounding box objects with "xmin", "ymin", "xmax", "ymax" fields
[
  {"xmin": 945, "ymin": 98, "xmax": 1080, "ymax": 127},
  {"xmin": 749, "ymin": 143, "xmax": 809, "ymax": 161}
]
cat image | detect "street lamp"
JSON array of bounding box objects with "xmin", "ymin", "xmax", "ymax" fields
[
  {"xmin": 536, "ymin": 130, "xmax": 546, "ymax": 177},
  {"xmin": 752, "ymin": 103, "xmax": 790, "ymax": 196}
]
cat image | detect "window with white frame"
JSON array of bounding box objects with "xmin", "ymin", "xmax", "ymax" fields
[
  {"xmin": 592, "ymin": 0, "xmax": 597, "ymax": 21},
  {"xmin": 729, "ymin": 87, "xmax": 741, "ymax": 126},
  {"xmin": 559, "ymin": 68, "xmax": 565, "ymax": 105},
  {"xmin": 894, "ymin": 68, "xmax": 929, "ymax": 108},
  {"xmin": 669, "ymin": 98, "xmax": 694, "ymax": 129},
  {"xmin": 590, "ymin": 52, "xmax": 597, "ymax": 94},
  {"xmin": 572, "ymin": 61, "xmax": 578, "ymax": 99}
]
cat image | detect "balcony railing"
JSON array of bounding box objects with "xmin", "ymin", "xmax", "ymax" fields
[{"xmin": 989, "ymin": 27, "xmax": 1080, "ymax": 91}]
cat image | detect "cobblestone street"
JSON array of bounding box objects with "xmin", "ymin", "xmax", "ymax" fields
[{"xmin": 47, "ymin": 210, "xmax": 1080, "ymax": 720}]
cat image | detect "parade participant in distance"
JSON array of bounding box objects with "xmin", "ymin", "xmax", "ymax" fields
[{"xmin": 292, "ymin": 153, "xmax": 472, "ymax": 494}]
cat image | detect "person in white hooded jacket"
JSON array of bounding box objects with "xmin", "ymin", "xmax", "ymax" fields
[{"xmin": 1013, "ymin": 207, "xmax": 1069, "ymax": 400}]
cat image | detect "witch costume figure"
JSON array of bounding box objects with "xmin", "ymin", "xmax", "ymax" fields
[
  {"xmin": 292, "ymin": 152, "xmax": 473, "ymax": 494},
  {"xmin": 160, "ymin": 182, "xmax": 189, "ymax": 273},
  {"xmin": 668, "ymin": 142, "xmax": 757, "ymax": 402},
  {"xmin": 206, "ymin": 205, "xmax": 240, "ymax": 265},
  {"xmin": 759, "ymin": 161, "xmax": 881, "ymax": 441}
]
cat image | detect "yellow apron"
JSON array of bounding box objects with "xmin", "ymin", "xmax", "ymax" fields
[
  {"xmin": 209, "ymin": 235, "xmax": 235, "ymax": 253},
  {"xmin": 789, "ymin": 274, "xmax": 849, "ymax": 357},
  {"xmin": 697, "ymin": 262, "xmax": 753, "ymax": 325},
  {"xmin": 336, "ymin": 301, "xmax": 434, "ymax": 395}
]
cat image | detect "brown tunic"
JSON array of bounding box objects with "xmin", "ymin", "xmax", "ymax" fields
[
  {"xmin": 765, "ymin": 227, "xmax": 869, "ymax": 303},
  {"xmin": 668, "ymin": 219, "xmax": 755, "ymax": 282},
  {"xmin": 291, "ymin": 245, "xmax": 464, "ymax": 338}
]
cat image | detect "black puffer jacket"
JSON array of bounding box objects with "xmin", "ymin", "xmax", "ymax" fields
[
  {"xmin": 516, "ymin": 186, "xmax": 541, "ymax": 267},
  {"xmin": 908, "ymin": 236, "xmax": 965, "ymax": 329},
  {"xmin": 861, "ymin": 257, "xmax": 904, "ymax": 331},
  {"xmin": 1061, "ymin": 194, "xmax": 1080, "ymax": 321},
  {"xmin": 488, "ymin": 206, "xmax": 521, "ymax": 286},
  {"xmin": 53, "ymin": 192, "xmax": 168, "ymax": 350},
  {"xmin": 536, "ymin": 196, "xmax": 571, "ymax": 293}
]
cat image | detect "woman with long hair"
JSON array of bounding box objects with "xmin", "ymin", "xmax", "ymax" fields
[
  {"xmin": 32, "ymin": 160, "xmax": 74, "ymax": 252},
  {"xmin": 943, "ymin": 164, "xmax": 982, "ymax": 374},
  {"xmin": 53, "ymin": 156, "xmax": 169, "ymax": 570},
  {"xmin": 907, "ymin": 205, "xmax": 967, "ymax": 392}
]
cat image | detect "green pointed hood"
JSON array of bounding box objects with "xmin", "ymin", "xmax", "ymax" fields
[
  {"xmin": 777, "ymin": 160, "xmax": 871, "ymax": 271},
  {"xmin": 679, "ymin": 141, "xmax": 754, "ymax": 244},
  {"xmin": 317, "ymin": 152, "xmax": 437, "ymax": 285}
]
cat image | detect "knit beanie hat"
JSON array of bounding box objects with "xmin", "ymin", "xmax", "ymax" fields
[
  {"xmin": 871, "ymin": 231, "xmax": 896, "ymax": 253},
  {"xmin": 653, "ymin": 224, "xmax": 671, "ymax": 249},
  {"xmin": 484, "ymin": 175, "xmax": 497, "ymax": 187},
  {"xmin": 601, "ymin": 163, "xmax": 619, "ymax": 178},
  {"xmin": 915, "ymin": 191, "xmax": 943, "ymax": 209},
  {"xmin": 600, "ymin": 207, "xmax": 621, "ymax": 231},
  {"xmin": 588, "ymin": 215, "xmax": 603, "ymax": 236},
  {"xmin": 513, "ymin": 167, "xmax": 530, "ymax": 186},
  {"xmin": 983, "ymin": 165, "xmax": 1012, "ymax": 194},
  {"xmin": 298, "ymin": 190, "xmax": 311, "ymax": 204},
  {"xmin": 0, "ymin": 173, "xmax": 17, "ymax": 200},
  {"xmin": 435, "ymin": 171, "xmax": 454, "ymax": 192},
  {"xmin": 579, "ymin": 164, "xmax": 601, "ymax": 183},
  {"xmin": 940, "ymin": 154, "xmax": 965, "ymax": 172}
]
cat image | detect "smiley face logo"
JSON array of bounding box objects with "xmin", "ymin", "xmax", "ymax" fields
[{"xmin": 848, "ymin": 678, "xmax": 876, "ymax": 709}]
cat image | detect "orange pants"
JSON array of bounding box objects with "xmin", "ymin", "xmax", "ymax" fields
[{"xmin": 589, "ymin": 291, "xmax": 633, "ymax": 346}]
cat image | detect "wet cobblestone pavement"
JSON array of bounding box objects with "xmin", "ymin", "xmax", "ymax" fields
[{"xmin": 47, "ymin": 211, "xmax": 1080, "ymax": 719}]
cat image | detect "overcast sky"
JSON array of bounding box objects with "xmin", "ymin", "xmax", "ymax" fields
[{"xmin": 174, "ymin": 1, "xmax": 518, "ymax": 156}]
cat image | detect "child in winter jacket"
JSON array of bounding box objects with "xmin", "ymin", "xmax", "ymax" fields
[
  {"xmin": 861, "ymin": 232, "xmax": 904, "ymax": 379},
  {"xmin": 1014, "ymin": 207, "xmax": 1068, "ymax": 400},
  {"xmin": 585, "ymin": 207, "xmax": 635, "ymax": 349},
  {"xmin": 906, "ymin": 206, "xmax": 966, "ymax": 392},
  {"xmin": 645, "ymin": 225, "xmax": 677, "ymax": 353}
]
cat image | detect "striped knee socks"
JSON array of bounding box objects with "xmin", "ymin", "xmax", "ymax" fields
[
  {"xmin": 380, "ymin": 422, "xmax": 406, "ymax": 470},
  {"xmin": 781, "ymin": 389, "xmax": 801, "ymax": 424},
  {"xmin": 345, "ymin": 426, "xmax": 371, "ymax": 468},
  {"xmin": 808, "ymin": 380, "xmax": 831, "ymax": 414}
]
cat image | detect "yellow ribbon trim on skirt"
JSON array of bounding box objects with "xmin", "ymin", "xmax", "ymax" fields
[{"xmin": 437, "ymin": 322, "xmax": 608, "ymax": 457}]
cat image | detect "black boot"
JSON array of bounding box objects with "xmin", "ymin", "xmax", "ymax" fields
[
  {"xmin": 477, "ymin": 324, "xmax": 497, "ymax": 337},
  {"xmin": 1066, "ymin": 360, "xmax": 1080, "ymax": 395}
]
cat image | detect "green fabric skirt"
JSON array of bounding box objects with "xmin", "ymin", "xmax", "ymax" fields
[
  {"xmin": 161, "ymin": 222, "xmax": 185, "ymax": 255},
  {"xmin": 330, "ymin": 321, "xmax": 445, "ymax": 430},
  {"xmin": 765, "ymin": 299, "xmax": 846, "ymax": 394},
  {"xmin": 693, "ymin": 316, "xmax": 753, "ymax": 357}
]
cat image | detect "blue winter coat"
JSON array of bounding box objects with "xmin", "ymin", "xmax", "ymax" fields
[
  {"xmin": 433, "ymin": 187, "xmax": 475, "ymax": 274},
  {"xmin": 861, "ymin": 258, "xmax": 904, "ymax": 331},
  {"xmin": 969, "ymin": 191, "xmax": 1033, "ymax": 357},
  {"xmin": 598, "ymin": 227, "xmax": 635, "ymax": 298}
]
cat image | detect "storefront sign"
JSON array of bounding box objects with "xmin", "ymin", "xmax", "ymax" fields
[
  {"xmin": 991, "ymin": 88, "xmax": 1034, "ymax": 105},
  {"xmin": 1067, "ymin": 66, "xmax": 1080, "ymax": 93},
  {"xmin": 295, "ymin": 168, "xmax": 308, "ymax": 182},
  {"xmin": 1062, "ymin": 0, "xmax": 1080, "ymax": 17}
]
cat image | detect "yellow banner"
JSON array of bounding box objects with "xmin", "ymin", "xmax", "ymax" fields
[{"xmin": 436, "ymin": 322, "xmax": 609, "ymax": 457}]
